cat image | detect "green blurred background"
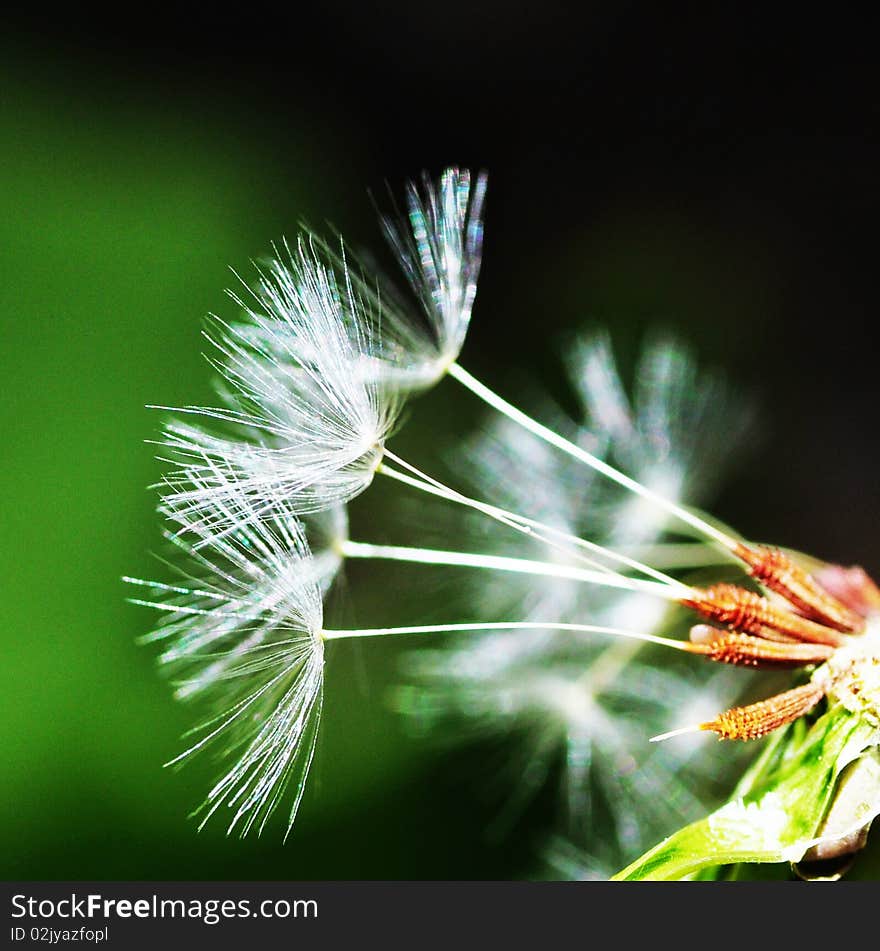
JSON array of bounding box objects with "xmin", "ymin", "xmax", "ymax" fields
[{"xmin": 3, "ymin": 8, "xmax": 879, "ymax": 879}]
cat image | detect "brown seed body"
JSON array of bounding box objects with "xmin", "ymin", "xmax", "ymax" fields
[
  {"xmin": 687, "ymin": 631, "xmax": 835, "ymax": 668},
  {"xmin": 701, "ymin": 682, "xmax": 826, "ymax": 741},
  {"xmin": 684, "ymin": 584, "xmax": 845, "ymax": 647},
  {"xmin": 734, "ymin": 544, "xmax": 864, "ymax": 633}
]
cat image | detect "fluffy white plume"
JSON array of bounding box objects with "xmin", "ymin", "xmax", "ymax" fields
[
  {"xmin": 125, "ymin": 485, "xmax": 333, "ymax": 838},
  {"xmin": 379, "ymin": 167, "xmax": 487, "ymax": 385},
  {"xmin": 132, "ymin": 165, "xmax": 760, "ymax": 873},
  {"xmin": 155, "ymin": 237, "xmax": 402, "ymax": 538},
  {"xmin": 199, "ymin": 168, "xmax": 487, "ymax": 395}
]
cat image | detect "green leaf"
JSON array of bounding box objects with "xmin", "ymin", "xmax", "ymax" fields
[{"xmin": 612, "ymin": 707, "xmax": 879, "ymax": 881}]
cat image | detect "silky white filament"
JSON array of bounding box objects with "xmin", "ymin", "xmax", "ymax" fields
[
  {"xmin": 378, "ymin": 450, "xmax": 691, "ymax": 595},
  {"xmin": 340, "ymin": 540, "xmax": 684, "ymax": 602},
  {"xmin": 322, "ymin": 621, "xmax": 691, "ymax": 650}
]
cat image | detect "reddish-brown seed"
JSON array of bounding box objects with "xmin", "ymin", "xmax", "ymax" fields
[
  {"xmin": 683, "ymin": 583, "xmax": 846, "ymax": 647},
  {"xmin": 701, "ymin": 682, "xmax": 826, "ymax": 741},
  {"xmin": 685, "ymin": 630, "xmax": 835, "ymax": 668},
  {"xmin": 734, "ymin": 544, "xmax": 864, "ymax": 634}
]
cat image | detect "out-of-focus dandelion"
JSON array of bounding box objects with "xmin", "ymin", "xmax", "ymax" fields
[
  {"xmin": 130, "ymin": 165, "xmax": 880, "ymax": 880},
  {"xmin": 386, "ymin": 334, "xmax": 753, "ymax": 872}
]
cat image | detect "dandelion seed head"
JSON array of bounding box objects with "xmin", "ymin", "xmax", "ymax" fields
[{"xmin": 131, "ymin": 163, "xmax": 861, "ymax": 877}]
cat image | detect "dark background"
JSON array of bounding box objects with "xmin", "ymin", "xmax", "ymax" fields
[{"xmin": 3, "ymin": 6, "xmax": 879, "ymax": 879}]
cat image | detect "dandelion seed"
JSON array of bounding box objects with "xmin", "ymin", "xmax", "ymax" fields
[
  {"xmin": 154, "ymin": 237, "xmax": 403, "ymax": 537},
  {"xmin": 379, "ymin": 167, "xmax": 487, "ymax": 386},
  {"xmin": 250, "ymin": 168, "xmax": 488, "ymax": 394},
  {"xmin": 378, "ymin": 172, "xmax": 751, "ymax": 552},
  {"xmin": 126, "ymin": 485, "xmax": 330, "ymax": 838}
]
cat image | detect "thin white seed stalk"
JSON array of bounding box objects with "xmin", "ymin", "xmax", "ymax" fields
[
  {"xmin": 321, "ymin": 620, "xmax": 693, "ymax": 649},
  {"xmin": 448, "ymin": 361, "xmax": 740, "ymax": 552},
  {"xmin": 379, "ymin": 461, "xmax": 613, "ymax": 577},
  {"xmin": 379, "ymin": 451, "xmax": 691, "ymax": 593},
  {"xmin": 340, "ymin": 539, "xmax": 683, "ymax": 601},
  {"xmin": 649, "ymin": 725, "xmax": 704, "ymax": 743}
]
